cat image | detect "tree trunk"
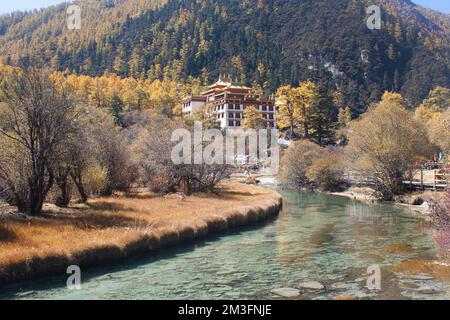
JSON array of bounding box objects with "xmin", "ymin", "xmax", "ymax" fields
[
  {"xmin": 26, "ymin": 170, "xmax": 54, "ymax": 216},
  {"xmin": 56, "ymin": 173, "xmax": 71, "ymax": 207},
  {"xmin": 70, "ymin": 171, "xmax": 88, "ymax": 203}
]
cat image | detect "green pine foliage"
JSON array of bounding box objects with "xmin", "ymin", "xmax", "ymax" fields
[{"xmin": 0, "ymin": 0, "xmax": 448, "ymax": 114}]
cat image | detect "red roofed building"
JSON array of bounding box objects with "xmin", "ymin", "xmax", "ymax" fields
[{"xmin": 182, "ymin": 77, "xmax": 277, "ymax": 129}]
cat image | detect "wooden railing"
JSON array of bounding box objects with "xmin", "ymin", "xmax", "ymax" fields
[{"xmin": 405, "ymin": 169, "xmax": 449, "ymax": 191}]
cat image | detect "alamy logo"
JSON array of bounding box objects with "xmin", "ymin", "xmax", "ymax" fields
[
  {"xmin": 66, "ymin": 5, "xmax": 81, "ymax": 30},
  {"xmin": 361, "ymin": 50, "xmax": 370, "ymax": 63},
  {"xmin": 367, "ymin": 265, "xmax": 381, "ymax": 290},
  {"xmin": 366, "ymin": 5, "xmax": 381, "ymax": 30},
  {"xmin": 171, "ymin": 122, "xmax": 280, "ymax": 174},
  {"xmin": 66, "ymin": 265, "xmax": 81, "ymax": 290}
]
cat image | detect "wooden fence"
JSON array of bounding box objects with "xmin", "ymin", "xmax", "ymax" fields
[{"xmin": 405, "ymin": 169, "xmax": 449, "ymax": 191}]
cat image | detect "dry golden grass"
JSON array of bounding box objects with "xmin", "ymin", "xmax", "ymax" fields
[{"xmin": 0, "ymin": 182, "xmax": 281, "ymax": 284}]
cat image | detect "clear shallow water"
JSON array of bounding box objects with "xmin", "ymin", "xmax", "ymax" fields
[{"xmin": 1, "ymin": 190, "xmax": 449, "ymax": 300}]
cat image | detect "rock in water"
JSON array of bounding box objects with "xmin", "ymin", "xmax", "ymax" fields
[
  {"xmin": 415, "ymin": 285, "xmax": 443, "ymax": 294},
  {"xmin": 298, "ymin": 281, "xmax": 325, "ymax": 290},
  {"xmin": 271, "ymin": 288, "xmax": 300, "ymax": 298},
  {"xmin": 409, "ymin": 274, "xmax": 434, "ymax": 281}
]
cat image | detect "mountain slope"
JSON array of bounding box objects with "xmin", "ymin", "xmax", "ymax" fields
[{"xmin": 0, "ymin": 0, "xmax": 448, "ymax": 112}]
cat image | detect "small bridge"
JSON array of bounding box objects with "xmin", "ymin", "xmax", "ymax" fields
[{"xmin": 404, "ymin": 168, "xmax": 449, "ymax": 191}]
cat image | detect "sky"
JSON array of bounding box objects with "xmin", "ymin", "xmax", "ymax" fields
[{"xmin": 0, "ymin": 0, "xmax": 449, "ymax": 14}]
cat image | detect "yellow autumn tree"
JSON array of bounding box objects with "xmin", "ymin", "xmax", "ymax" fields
[
  {"xmin": 294, "ymin": 81, "xmax": 317, "ymax": 138},
  {"xmin": 429, "ymin": 109, "xmax": 450, "ymax": 152},
  {"xmin": 347, "ymin": 93, "xmax": 434, "ymax": 200},
  {"xmin": 243, "ymin": 104, "xmax": 267, "ymax": 129},
  {"xmin": 275, "ymin": 85, "xmax": 297, "ymax": 138},
  {"xmin": 415, "ymin": 86, "xmax": 450, "ymax": 125},
  {"xmin": 275, "ymin": 82, "xmax": 316, "ymax": 138},
  {"xmin": 379, "ymin": 91, "xmax": 408, "ymax": 108}
]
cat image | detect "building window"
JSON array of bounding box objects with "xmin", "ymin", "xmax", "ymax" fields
[
  {"xmin": 268, "ymin": 114, "xmax": 274, "ymax": 120},
  {"xmin": 229, "ymin": 104, "xmax": 234, "ymax": 110},
  {"xmin": 262, "ymin": 105, "xmax": 267, "ymax": 111},
  {"xmin": 236, "ymin": 121, "xmax": 241, "ymax": 127},
  {"xmin": 229, "ymin": 121, "xmax": 234, "ymax": 127},
  {"xmin": 236, "ymin": 113, "xmax": 241, "ymax": 119},
  {"xmin": 269, "ymin": 106, "xmax": 273, "ymax": 111}
]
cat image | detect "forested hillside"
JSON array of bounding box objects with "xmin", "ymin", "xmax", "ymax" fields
[{"xmin": 0, "ymin": 0, "xmax": 449, "ymax": 113}]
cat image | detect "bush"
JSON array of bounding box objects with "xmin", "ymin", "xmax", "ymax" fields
[
  {"xmin": 83, "ymin": 166, "xmax": 109, "ymax": 196},
  {"xmin": 346, "ymin": 92, "xmax": 434, "ymax": 200},
  {"xmin": 94, "ymin": 128, "xmax": 137, "ymax": 195},
  {"xmin": 279, "ymin": 140, "xmax": 322, "ymax": 188},
  {"xmin": 431, "ymin": 189, "xmax": 450, "ymax": 229},
  {"xmin": 306, "ymin": 151, "xmax": 344, "ymax": 191},
  {"xmin": 133, "ymin": 115, "xmax": 232, "ymax": 195},
  {"xmin": 432, "ymin": 190, "xmax": 450, "ymax": 257}
]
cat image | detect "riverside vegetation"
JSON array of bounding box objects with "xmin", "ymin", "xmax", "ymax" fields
[
  {"xmin": 0, "ymin": 66, "xmax": 283, "ymax": 283},
  {"xmin": 0, "ymin": 182, "xmax": 281, "ymax": 284},
  {"xmin": 0, "ymin": 0, "xmax": 449, "ymax": 288}
]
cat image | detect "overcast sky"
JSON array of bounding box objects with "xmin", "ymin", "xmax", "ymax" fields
[{"xmin": 0, "ymin": 0, "xmax": 449, "ymax": 14}]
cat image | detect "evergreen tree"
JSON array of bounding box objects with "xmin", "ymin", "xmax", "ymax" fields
[
  {"xmin": 309, "ymin": 82, "xmax": 337, "ymax": 145},
  {"xmin": 110, "ymin": 94, "xmax": 125, "ymax": 127}
]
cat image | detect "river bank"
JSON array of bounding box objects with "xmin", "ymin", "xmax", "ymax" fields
[
  {"xmin": 330, "ymin": 187, "xmax": 444, "ymax": 218},
  {"xmin": 0, "ymin": 182, "xmax": 282, "ymax": 285},
  {"xmin": 3, "ymin": 188, "xmax": 449, "ymax": 300},
  {"xmin": 241, "ymin": 172, "xmax": 443, "ymax": 217}
]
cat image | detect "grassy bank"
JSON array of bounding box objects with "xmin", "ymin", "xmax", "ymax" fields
[{"xmin": 0, "ymin": 182, "xmax": 282, "ymax": 285}]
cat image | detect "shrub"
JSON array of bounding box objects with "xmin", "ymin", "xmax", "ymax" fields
[
  {"xmin": 279, "ymin": 140, "xmax": 321, "ymax": 188},
  {"xmin": 306, "ymin": 151, "xmax": 344, "ymax": 191},
  {"xmin": 83, "ymin": 165, "xmax": 109, "ymax": 196},
  {"xmin": 133, "ymin": 115, "xmax": 232, "ymax": 195},
  {"xmin": 432, "ymin": 189, "xmax": 450, "ymax": 256},
  {"xmin": 431, "ymin": 189, "xmax": 450, "ymax": 229}
]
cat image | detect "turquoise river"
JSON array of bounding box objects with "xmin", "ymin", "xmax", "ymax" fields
[{"xmin": 1, "ymin": 190, "xmax": 449, "ymax": 300}]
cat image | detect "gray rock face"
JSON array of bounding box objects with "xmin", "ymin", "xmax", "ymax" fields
[
  {"xmin": 298, "ymin": 281, "xmax": 325, "ymax": 290},
  {"xmin": 271, "ymin": 288, "xmax": 300, "ymax": 298}
]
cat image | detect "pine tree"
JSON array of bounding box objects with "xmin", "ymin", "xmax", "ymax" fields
[
  {"xmin": 110, "ymin": 94, "xmax": 125, "ymax": 127},
  {"xmin": 309, "ymin": 82, "xmax": 337, "ymax": 144}
]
